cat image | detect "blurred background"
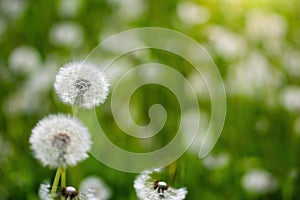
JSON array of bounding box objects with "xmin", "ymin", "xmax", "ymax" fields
[{"xmin": 1, "ymin": 0, "xmax": 300, "ymax": 199}]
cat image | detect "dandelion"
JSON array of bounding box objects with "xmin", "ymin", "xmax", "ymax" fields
[
  {"xmin": 134, "ymin": 169, "xmax": 188, "ymax": 200},
  {"xmin": 30, "ymin": 114, "xmax": 92, "ymax": 197},
  {"xmin": 9, "ymin": 45, "xmax": 41, "ymax": 75},
  {"xmin": 0, "ymin": 0, "xmax": 27, "ymax": 20},
  {"xmin": 207, "ymin": 26, "xmax": 247, "ymax": 60},
  {"xmin": 39, "ymin": 183, "xmax": 52, "ymax": 200},
  {"xmin": 49, "ymin": 21, "xmax": 84, "ymax": 48},
  {"xmin": 80, "ymin": 176, "xmax": 111, "ymax": 200},
  {"xmin": 29, "ymin": 114, "xmax": 92, "ymax": 168},
  {"xmin": 177, "ymin": 2, "xmax": 210, "ymax": 25},
  {"xmin": 226, "ymin": 51, "xmax": 283, "ymax": 99},
  {"xmin": 279, "ymin": 86, "xmax": 300, "ymax": 113},
  {"xmin": 202, "ymin": 153, "xmax": 230, "ymax": 170},
  {"xmin": 39, "ymin": 183, "xmax": 95, "ymax": 200},
  {"xmin": 241, "ymin": 168, "xmax": 278, "ymax": 195},
  {"xmin": 245, "ymin": 9, "xmax": 286, "ymax": 54},
  {"xmin": 54, "ymin": 61, "xmax": 109, "ymax": 109},
  {"xmin": 58, "ymin": 0, "xmax": 82, "ymax": 17},
  {"xmin": 110, "ymin": 0, "xmax": 146, "ymax": 21}
]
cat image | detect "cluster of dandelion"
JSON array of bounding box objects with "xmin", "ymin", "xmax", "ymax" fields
[
  {"xmin": 29, "ymin": 61, "xmax": 110, "ymax": 199},
  {"xmin": 29, "ymin": 61, "xmax": 188, "ymax": 200}
]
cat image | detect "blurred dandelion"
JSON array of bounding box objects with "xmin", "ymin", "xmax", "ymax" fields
[
  {"xmin": 176, "ymin": 2, "xmax": 210, "ymax": 25},
  {"xmin": 110, "ymin": 0, "xmax": 146, "ymax": 21},
  {"xmin": 245, "ymin": 9, "xmax": 286, "ymax": 42},
  {"xmin": 281, "ymin": 49, "xmax": 300, "ymax": 78},
  {"xmin": 9, "ymin": 45, "xmax": 41, "ymax": 75},
  {"xmin": 134, "ymin": 169, "xmax": 188, "ymax": 200},
  {"xmin": 57, "ymin": 0, "xmax": 82, "ymax": 17},
  {"xmin": 49, "ymin": 21, "xmax": 84, "ymax": 48},
  {"xmin": 245, "ymin": 9, "xmax": 286, "ymax": 54},
  {"xmin": 241, "ymin": 168, "xmax": 278, "ymax": 195},
  {"xmin": 207, "ymin": 26, "xmax": 247, "ymax": 60},
  {"xmin": 226, "ymin": 51, "xmax": 283, "ymax": 99},
  {"xmin": 0, "ymin": 0, "xmax": 27, "ymax": 20},
  {"xmin": 279, "ymin": 86, "xmax": 300, "ymax": 113},
  {"xmin": 54, "ymin": 61, "xmax": 109, "ymax": 109},
  {"xmin": 4, "ymin": 57, "xmax": 58, "ymax": 115},
  {"xmin": 202, "ymin": 153, "xmax": 230, "ymax": 170},
  {"xmin": 29, "ymin": 114, "xmax": 92, "ymax": 168},
  {"xmin": 80, "ymin": 176, "xmax": 111, "ymax": 200}
]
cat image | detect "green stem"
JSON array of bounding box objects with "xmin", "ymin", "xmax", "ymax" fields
[
  {"xmin": 51, "ymin": 167, "xmax": 62, "ymax": 198},
  {"xmin": 61, "ymin": 167, "xmax": 66, "ymax": 189},
  {"xmin": 73, "ymin": 105, "xmax": 79, "ymax": 116}
]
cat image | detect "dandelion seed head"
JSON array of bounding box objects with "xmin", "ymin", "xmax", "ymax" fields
[
  {"xmin": 51, "ymin": 133, "xmax": 71, "ymax": 149},
  {"xmin": 207, "ymin": 26, "xmax": 247, "ymax": 59},
  {"xmin": 39, "ymin": 183, "xmax": 89, "ymax": 200},
  {"xmin": 110, "ymin": 0, "xmax": 146, "ymax": 21},
  {"xmin": 29, "ymin": 114, "xmax": 92, "ymax": 168},
  {"xmin": 54, "ymin": 61, "xmax": 109, "ymax": 109},
  {"xmin": 279, "ymin": 86, "xmax": 300, "ymax": 113},
  {"xmin": 226, "ymin": 51, "xmax": 283, "ymax": 100},
  {"xmin": 80, "ymin": 176, "xmax": 111, "ymax": 200},
  {"xmin": 9, "ymin": 45, "xmax": 41, "ymax": 75},
  {"xmin": 58, "ymin": 0, "xmax": 82, "ymax": 17},
  {"xmin": 177, "ymin": 2, "xmax": 210, "ymax": 25},
  {"xmin": 202, "ymin": 153, "xmax": 230, "ymax": 170},
  {"xmin": 241, "ymin": 168, "xmax": 278, "ymax": 195},
  {"xmin": 134, "ymin": 169, "xmax": 188, "ymax": 200},
  {"xmin": 62, "ymin": 186, "xmax": 79, "ymax": 199},
  {"xmin": 49, "ymin": 21, "xmax": 84, "ymax": 48},
  {"xmin": 38, "ymin": 183, "xmax": 52, "ymax": 200},
  {"xmin": 0, "ymin": 0, "xmax": 27, "ymax": 20},
  {"xmin": 281, "ymin": 49, "xmax": 300, "ymax": 78}
]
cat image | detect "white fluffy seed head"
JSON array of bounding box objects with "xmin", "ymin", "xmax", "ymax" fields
[
  {"xmin": 38, "ymin": 183, "xmax": 52, "ymax": 200},
  {"xmin": 39, "ymin": 182, "xmax": 108, "ymax": 200},
  {"xmin": 54, "ymin": 61, "xmax": 109, "ymax": 109},
  {"xmin": 80, "ymin": 176, "xmax": 111, "ymax": 200},
  {"xmin": 134, "ymin": 169, "xmax": 188, "ymax": 200},
  {"xmin": 29, "ymin": 114, "xmax": 92, "ymax": 168},
  {"xmin": 241, "ymin": 168, "xmax": 278, "ymax": 195}
]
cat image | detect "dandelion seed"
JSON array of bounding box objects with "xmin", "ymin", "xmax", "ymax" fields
[
  {"xmin": 54, "ymin": 61, "xmax": 109, "ymax": 109},
  {"xmin": 29, "ymin": 114, "xmax": 92, "ymax": 168},
  {"xmin": 134, "ymin": 169, "xmax": 188, "ymax": 200},
  {"xmin": 80, "ymin": 176, "xmax": 111, "ymax": 200}
]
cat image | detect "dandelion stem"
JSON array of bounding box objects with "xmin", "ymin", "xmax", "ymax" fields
[
  {"xmin": 73, "ymin": 105, "xmax": 79, "ymax": 116},
  {"xmin": 169, "ymin": 162, "xmax": 177, "ymax": 185},
  {"xmin": 51, "ymin": 167, "xmax": 62, "ymax": 197},
  {"xmin": 61, "ymin": 167, "xmax": 66, "ymax": 189}
]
